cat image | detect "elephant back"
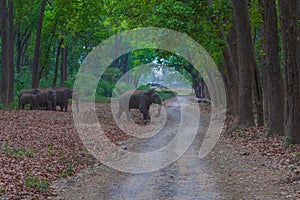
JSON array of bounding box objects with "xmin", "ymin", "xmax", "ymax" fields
[
  {"xmin": 53, "ymin": 87, "xmax": 73, "ymax": 101},
  {"xmin": 18, "ymin": 88, "xmax": 39, "ymax": 97},
  {"xmin": 37, "ymin": 88, "xmax": 56, "ymax": 102}
]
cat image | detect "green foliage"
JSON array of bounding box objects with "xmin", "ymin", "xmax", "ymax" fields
[
  {"xmin": 113, "ymin": 82, "xmax": 136, "ymax": 97},
  {"xmin": 94, "ymin": 96, "xmax": 111, "ymax": 103},
  {"xmin": 0, "ymin": 185, "xmax": 5, "ymax": 196},
  {"xmin": 59, "ymin": 162, "xmax": 75, "ymax": 177},
  {"xmin": 74, "ymin": 72, "xmax": 98, "ymax": 101},
  {"xmin": 283, "ymin": 137, "xmax": 294, "ymax": 148},
  {"xmin": 2, "ymin": 142, "xmax": 35, "ymax": 158},
  {"xmin": 15, "ymin": 68, "xmax": 32, "ymax": 92},
  {"xmin": 137, "ymin": 85, "xmax": 150, "ymax": 90},
  {"xmin": 248, "ymin": 0, "xmax": 262, "ymax": 28},
  {"xmin": 135, "ymin": 85, "xmax": 176, "ymax": 101},
  {"xmin": 96, "ymin": 67, "xmax": 122, "ymax": 98},
  {"xmin": 25, "ymin": 176, "xmax": 49, "ymax": 192},
  {"xmin": 157, "ymin": 90, "xmax": 176, "ymax": 101}
]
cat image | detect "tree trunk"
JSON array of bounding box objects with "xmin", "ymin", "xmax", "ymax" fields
[
  {"xmin": 232, "ymin": 0, "xmax": 255, "ymax": 129},
  {"xmin": 39, "ymin": 20, "xmax": 57, "ymax": 80},
  {"xmin": 16, "ymin": 28, "xmax": 31, "ymax": 73},
  {"xmin": 7, "ymin": 0, "xmax": 14, "ymax": 101},
  {"xmin": 59, "ymin": 46, "xmax": 67, "ymax": 87},
  {"xmin": 121, "ymin": 53, "xmax": 129, "ymax": 75},
  {"xmin": 252, "ymin": 63, "xmax": 264, "ymax": 126},
  {"xmin": 221, "ymin": 28, "xmax": 239, "ymax": 118},
  {"xmin": 260, "ymin": 0, "xmax": 284, "ymax": 136},
  {"xmin": 32, "ymin": 0, "xmax": 46, "ymax": 89},
  {"xmin": 297, "ymin": 0, "xmax": 300, "ymax": 91},
  {"xmin": 279, "ymin": 0, "xmax": 300, "ymax": 144},
  {"xmin": 259, "ymin": 10, "xmax": 269, "ymax": 123},
  {"xmin": 112, "ymin": 35, "xmax": 121, "ymax": 68},
  {"xmin": 52, "ymin": 38, "xmax": 63, "ymax": 88},
  {"xmin": 0, "ymin": 0, "xmax": 14, "ymax": 106}
]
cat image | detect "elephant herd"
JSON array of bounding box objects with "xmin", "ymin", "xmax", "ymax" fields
[
  {"xmin": 18, "ymin": 87, "xmax": 79, "ymax": 112},
  {"xmin": 18, "ymin": 87, "xmax": 162, "ymax": 122}
]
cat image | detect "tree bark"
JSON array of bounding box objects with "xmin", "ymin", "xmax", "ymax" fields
[
  {"xmin": 16, "ymin": 28, "xmax": 31, "ymax": 73},
  {"xmin": 279, "ymin": 0, "xmax": 300, "ymax": 144},
  {"xmin": 32, "ymin": 0, "xmax": 46, "ymax": 89},
  {"xmin": 232, "ymin": 0, "xmax": 255, "ymax": 129},
  {"xmin": 252, "ymin": 62, "xmax": 264, "ymax": 127},
  {"xmin": 8, "ymin": 0, "xmax": 14, "ymax": 100},
  {"xmin": 221, "ymin": 28, "xmax": 239, "ymax": 117},
  {"xmin": 39, "ymin": 20, "xmax": 57, "ymax": 79},
  {"xmin": 59, "ymin": 46, "xmax": 67, "ymax": 87},
  {"xmin": 112, "ymin": 35, "xmax": 121, "ymax": 68},
  {"xmin": 121, "ymin": 54, "xmax": 129, "ymax": 75},
  {"xmin": 259, "ymin": 8, "xmax": 269, "ymax": 123},
  {"xmin": 52, "ymin": 38, "xmax": 63, "ymax": 88},
  {"xmin": 297, "ymin": 0, "xmax": 300, "ymax": 91},
  {"xmin": 259, "ymin": 0, "xmax": 284, "ymax": 136},
  {"xmin": 0, "ymin": 0, "xmax": 14, "ymax": 106}
]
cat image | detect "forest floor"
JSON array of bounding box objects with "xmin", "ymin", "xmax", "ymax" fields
[{"xmin": 0, "ymin": 98, "xmax": 299, "ymax": 199}]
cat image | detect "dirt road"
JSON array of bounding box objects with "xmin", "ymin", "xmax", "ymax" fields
[{"xmin": 52, "ymin": 96, "xmax": 286, "ymax": 200}]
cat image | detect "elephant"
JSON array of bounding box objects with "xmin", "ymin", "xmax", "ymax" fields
[
  {"xmin": 117, "ymin": 89, "xmax": 162, "ymax": 123},
  {"xmin": 19, "ymin": 88, "xmax": 39, "ymax": 96},
  {"xmin": 53, "ymin": 87, "xmax": 79, "ymax": 112},
  {"xmin": 37, "ymin": 88, "xmax": 57, "ymax": 110},
  {"xmin": 18, "ymin": 93, "xmax": 39, "ymax": 110}
]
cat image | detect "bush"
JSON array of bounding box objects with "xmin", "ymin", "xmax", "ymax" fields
[{"xmin": 157, "ymin": 90, "xmax": 177, "ymax": 101}]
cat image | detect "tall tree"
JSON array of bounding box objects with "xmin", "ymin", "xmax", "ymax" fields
[
  {"xmin": 232, "ymin": 0, "xmax": 255, "ymax": 129},
  {"xmin": 279, "ymin": 0, "xmax": 300, "ymax": 144},
  {"xmin": 59, "ymin": 45, "xmax": 67, "ymax": 87},
  {"xmin": 0, "ymin": 0, "xmax": 14, "ymax": 106},
  {"xmin": 297, "ymin": 0, "xmax": 300, "ymax": 88},
  {"xmin": 220, "ymin": 27, "xmax": 239, "ymax": 126},
  {"xmin": 32, "ymin": 0, "xmax": 46, "ymax": 88},
  {"xmin": 52, "ymin": 38, "xmax": 63, "ymax": 88},
  {"xmin": 259, "ymin": 0, "xmax": 284, "ymax": 136}
]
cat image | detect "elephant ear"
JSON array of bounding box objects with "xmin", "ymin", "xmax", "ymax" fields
[{"xmin": 144, "ymin": 89, "xmax": 155, "ymax": 101}]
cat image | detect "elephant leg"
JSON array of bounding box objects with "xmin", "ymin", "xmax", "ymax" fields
[
  {"xmin": 140, "ymin": 106, "xmax": 150, "ymax": 123},
  {"xmin": 52, "ymin": 102, "xmax": 56, "ymax": 111},
  {"xmin": 65, "ymin": 103, "xmax": 68, "ymax": 112},
  {"xmin": 47, "ymin": 101, "xmax": 52, "ymax": 110},
  {"xmin": 18, "ymin": 98, "xmax": 21, "ymax": 110},
  {"xmin": 63, "ymin": 98, "xmax": 68, "ymax": 112}
]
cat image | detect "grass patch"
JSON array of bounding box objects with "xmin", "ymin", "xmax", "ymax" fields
[
  {"xmin": 2, "ymin": 142, "xmax": 35, "ymax": 158},
  {"xmin": 95, "ymin": 96, "xmax": 111, "ymax": 103},
  {"xmin": 59, "ymin": 162, "xmax": 76, "ymax": 177},
  {"xmin": 25, "ymin": 176, "xmax": 49, "ymax": 192},
  {"xmin": 157, "ymin": 90, "xmax": 177, "ymax": 101}
]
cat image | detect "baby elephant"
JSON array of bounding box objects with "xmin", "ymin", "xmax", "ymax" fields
[{"xmin": 18, "ymin": 93, "xmax": 39, "ymax": 110}]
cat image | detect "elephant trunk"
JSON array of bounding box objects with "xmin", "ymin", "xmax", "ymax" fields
[{"xmin": 156, "ymin": 104, "xmax": 161, "ymax": 117}]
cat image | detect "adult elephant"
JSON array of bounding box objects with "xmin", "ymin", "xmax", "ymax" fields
[
  {"xmin": 54, "ymin": 87, "xmax": 79, "ymax": 112},
  {"xmin": 19, "ymin": 88, "xmax": 39, "ymax": 96},
  {"xmin": 117, "ymin": 89, "xmax": 162, "ymax": 123},
  {"xmin": 18, "ymin": 93, "xmax": 39, "ymax": 110},
  {"xmin": 37, "ymin": 89, "xmax": 57, "ymax": 110}
]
